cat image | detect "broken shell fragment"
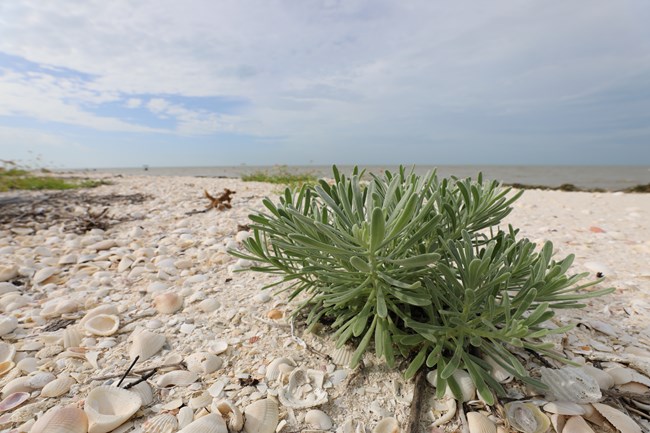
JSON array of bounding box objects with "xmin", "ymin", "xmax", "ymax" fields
[
  {"xmin": 142, "ymin": 412, "xmax": 178, "ymax": 433},
  {"xmin": 591, "ymin": 403, "xmax": 642, "ymax": 433},
  {"xmin": 426, "ymin": 369, "xmax": 476, "ymax": 402},
  {"xmin": 80, "ymin": 305, "xmax": 119, "ymax": 327},
  {"xmin": 33, "ymin": 267, "xmax": 57, "ymax": 284},
  {"xmin": 0, "ymin": 342, "xmax": 15, "ymax": 362},
  {"xmin": 305, "ymin": 409, "xmax": 333, "ymax": 430},
  {"xmin": 605, "ymin": 366, "xmax": 650, "ymax": 387},
  {"xmin": 505, "ymin": 402, "xmax": 551, "ymax": 433},
  {"xmin": 29, "ymin": 405, "xmax": 88, "ymax": 433},
  {"xmin": 83, "ymin": 314, "xmax": 120, "ymax": 336},
  {"xmin": 243, "ymin": 398, "xmax": 279, "ymax": 433},
  {"xmin": 467, "ymin": 412, "xmax": 496, "ymax": 433},
  {"xmin": 63, "ymin": 326, "xmax": 83, "ymax": 349},
  {"xmin": 40, "ymin": 375, "xmax": 75, "ymax": 398},
  {"xmin": 0, "ymin": 391, "xmax": 30, "ymax": 412},
  {"xmin": 0, "ymin": 315, "xmax": 17, "ymax": 336},
  {"xmin": 563, "ymin": 416, "xmax": 595, "ymax": 433},
  {"xmin": 331, "ymin": 346, "xmax": 355, "ymax": 367},
  {"xmin": 84, "ymin": 385, "xmax": 142, "ymax": 433},
  {"xmin": 27, "ymin": 372, "xmax": 56, "ymax": 389},
  {"xmin": 372, "ymin": 417, "xmax": 399, "ymax": 433},
  {"xmin": 540, "ymin": 367, "xmax": 601, "ymax": 403},
  {"xmin": 580, "ymin": 365, "xmax": 614, "ymax": 390},
  {"xmin": 0, "ymin": 360, "xmax": 14, "ymax": 377},
  {"xmin": 265, "ymin": 357, "xmax": 296, "ymax": 383},
  {"xmin": 278, "ymin": 367, "xmax": 328, "ymax": 409},
  {"xmin": 178, "ymin": 413, "xmax": 228, "ymax": 433},
  {"xmin": 543, "ymin": 401, "xmax": 586, "ymax": 416},
  {"xmin": 213, "ymin": 399, "xmax": 244, "ymax": 432},
  {"xmin": 153, "ymin": 292, "xmax": 183, "ymax": 314},
  {"xmin": 176, "ymin": 406, "xmax": 193, "ymax": 429},
  {"xmin": 129, "ymin": 330, "xmax": 166, "ymax": 361},
  {"xmin": 186, "ymin": 352, "xmax": 222, "ymax": 374},
  {"xmin": 156, "ymin": 370, "xmax": 199, "ymax": 387}
]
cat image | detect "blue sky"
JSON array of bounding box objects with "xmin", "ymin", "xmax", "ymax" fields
[{"xmin": 0, "ymin": 1, "xmax": 649, "ymax": 168}]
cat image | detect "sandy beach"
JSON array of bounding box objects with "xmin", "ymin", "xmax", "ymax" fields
[{"xmin": 0, "ymin": 174, "xmax": 649, "ymax": 433}]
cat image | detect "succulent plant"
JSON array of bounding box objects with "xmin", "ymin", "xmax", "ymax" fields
[{"xmin": 231, "ymin": 166, "xmax": 613, "ymax": 403}]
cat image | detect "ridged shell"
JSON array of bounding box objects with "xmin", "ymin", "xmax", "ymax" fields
[
  {"xmin": 305, "ymin": 409, "xmax": 333, "ymax": 430},
  {"xmin": 63, "ymin": 326, "xmax": 83, "ymax": 349},
  {"xmin": 33, "ymin": 267, "xmax": 57, "ymax": 284},
  {"xmin": 156, "ymin": 370, "xmax": 198, "ymax": 387},
  {"xmin": 605, "ymin": 366, "xmax": 650, "ymax": 387},
  {"xmin": 129, "ymin": 330, "xmax": 166, "ymax": 361},
  {"xmin": 83, "ymin": 314, "xmax": 120, "ymax": 336},
  {"xmin": 265, "ymin": 357, "xmax": 296, "ymax": 382},
  {"xmin": 543, "ymin": 401, "xmax": 586, "ymax": 416},
  {"xmin": 331, "ymin": 346, "xmax": 355, "ymax": 367},
  {"xmin": 580, "ymin": 365, "xmax": 614, "ymax": 390},
  {"xmin": 17, "ymin": 357, "xmax": 38, "ymax": 373},
  {"xmin": 41, "ymin": 375, "xmax": 75, "ymax": 397},
  {"xmin": 142, "ymin": 413, "xmax": 178, "ymax": 433},
  {"xmin": 426, "ymin": 369, "xmax": 476, "ymax": 402},
  {"xmin": 84, "ymin": 386, "xmax": 142, "ymax": 433},
  {"xmin": 0, "ymin": 360, "xmax": 14, "ymax": 377},
  {"xmin": 186, "ymin": 352, "xmax": 222, "ymax": 374},
  {"xmin": 27, "ymin": 372, "xmax": 56, "ymax": 389},
  {"xmin": 153, "ymin": 292, "xmax": 183, "ymax": 314},
  {"xmin": 213, "ymin": 399, "xmax": 244, "ymax": 432},
  {"xmin": 591, "ymin": 403, "xmax": 642, "ymax": 433},
  {"xmin": 467, "ymin": 412, "xmax": 495, "ymax": 433},
  {"xmin": 29, "ymin": 406, "xmax": 88, "ymax": 433},
  {"xmin": 243, "ymin": 398, "xmax": 279, "ymax": 433},
  {"xmin": 188, "ymin": 391, "xmax": 212, "ymax": 409},
  {"xmin": 0, "ymin": 391, "xmax": 30, "ymax": 411},
  {"xmin": 178, "ymin": 413, "xmax": 228, "ymax": 433},
  {"xmin": 562, "ymin": 416, "xmax": 595, "ymax": 433},
  {"xmin": 119, "ymin": 379, "xmax": 154, "ymax": 406},
  {"xmin": 0, "ymin": 342, "xmax": 15, "ymax": 363},
  {"xmin": 540, "ymin": 367, "xmax": 601, "ymax": 403},
  {"xmin": 505, "ymin": 402, "xmax": 551, "ymax": 433},
  {"xmin": 278, "ymin": 367, "xmax": 328, "ymax": 409}
]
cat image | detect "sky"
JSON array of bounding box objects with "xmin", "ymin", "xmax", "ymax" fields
[{"xmin": 0, "ymin": 1, "xmax": 649, "ymax": 168}]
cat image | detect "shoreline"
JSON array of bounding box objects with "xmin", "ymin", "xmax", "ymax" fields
[{"xmin": 0, "ymin": 174, "xmax": 648, "ymax": 432}]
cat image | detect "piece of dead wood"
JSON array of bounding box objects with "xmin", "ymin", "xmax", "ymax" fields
[
  {"xmin": 186, "ymin": 188, "xmax": 236, "ymax": 215},
  {"xmin": 406, "ymin": 367, "xmax": 428, "ymax": 433}
]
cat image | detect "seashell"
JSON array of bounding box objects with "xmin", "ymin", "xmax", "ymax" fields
[
  {"xmin": 41, "ymin": 375, "xmax": 75, "ymax": 398},
  {"xmin": 88, "ymin": 239, "xmax": 116, "ymax": 251},
  {"xmin": 161, "ymin": 398, "xmax": 183, "ymax": 411},
  {"xmin": 58, "ymin": 254, "xmax": 78, "ymax": 265},
  {"xmin": 129, "ymin": 330, "xmax": 166, "ymax": 361},
  {"xmin": 156, "ymin": 370, "xmax": 199, "ymax": 387},
  {"xmin": 426, "ymin": 369, "xmax": 476, "ymax": 402},
  {"xmin": 331, "ymin": 346, "xmax": 355, "ymax": 367},
  {"xmin": 2, "ymin": 376, "xmax": 32, "ymax": 397},
  {"xmin": 63, "ymin": 326, "xmax": 83, "ymax": 349},
  {"xmin": 80, "ymin": 305, "xmax": 119, "ymax": 327},
  {"xmin": 543, "ymin": 401, "xmax": 586, "ymax": 416},
  {"xmin": 580, "ymin": 365, "xmax": 614, "ymax": 390},
  {"xmin": 550, "ymin": 413, "xmax": 565, "ymax": 433},
  {"xmin": 54, "ymin": 300, "xmax": 79, "ymax": 316},
  {"xmin": 153, "ymin": 292, "xmax": 183, "ymax": 314},
  {"xmin": 562, "ymin": 416, "xmax": 595, "ymax": 433},
  {"xmin": 198, "ymin": 298, "xmax": 221, "ymax": 313},
  {"xmin": 117, "ymin": 257, "xmax": 134, "ymax": 273},
  {"xmin": 84, "ymin": 314, "xmax": 120, "ymax": 336},
  {"xmin": 176, "ymin": 406, "xmax": 194, "ymax": 429},
  {"xmin": 243, "ymin": 398, "xmax": 279, "ymax": 433},
  {"xmin": 213, "ymin": 399, "xmax": 244, "ymax": 432},
  {"xmin": 266, "ymin": 309, "xmax": 283, "ymax": 319},
  {"xmin": 540, "ymin": 367, "xmax": 601, "ymax": 403},
  {"xmin": 467, "ymin": 412, "xmax": 496, "ymax": 433},
  {"xmin": 29, "ymin": 405, "xmax": 88, "ymax": 433},
  {"xmin": 178, "ymin": 413, "xmax": 228, "ymax": 433},
  {"xmin": 605, "ymin": 366, "xmax": 650, "ymax": 387},
  {"xmin": 0, "ymin": 360, "xmax": 14, "ymax": 377},
  {"xmin": 0, "ymin": 265, "xmax": 18, "ymax": 282},
  {"xmin": 591, "ymin": 403, "xmax": 642, "ymax": 433},
  {"xmin": 0, "ymin": 391, "xmax": 30, "ymax": 412},
  {"xmin": 337, "ymin": 418, "xmax": 366, "ymax": 433},
  {"xmin": 121, "ymin": 379, "xmax": 153, "ymax": 406},
  {"xmin": 208, "ymin": 340, "xmax": 228, "ymax": 355},
  {"xmin": 305, "ymin": 409, "xmax": 333, "ymax": 430},
  {"xmin": 505, "ymin": 402, "xmax": 550, "ymax": 433},
  {"xmin": 0, "ymin": 342, "xmax": 15, "ymax": 362},
  {"xmin": 84, "ymin": 385, "xmax": 142, "ymax": 433},
  {"xmin": 188, "ymin": 391, "xmax": 212, "ymax": 409},
  {"xmin": 27, "ymin": 372, "xmax": 56, "ymax": 389},
  {"xmin": 186, "ymin": 352, "xmax": 222, "ymax": 374},
  {"xmin": 142, "ymin": 413, "xmax": 178, "ymax": 433},
  {"xmin": 484, "ymin": 355, "xmax": 513, "ymax": 383},
  {"xmin": 0, "ymin": 315, "xmax": 17, "ymax": 336},
  {"xmin": 16, "ymin": 357, "xmax": 38, "ymax": 373},
  {"xmin": 265, "ymin": 357, "xmax": 297, "ymax": 382},
  {"xmin": 33, "ymin": 267, "xmax": 57, "ymax": 284},
  {"xmin": 0, "ymin": 282, "xmax": 19, "ymax": 295},
  {"xmin": 278, "ymin": 367, "xmax": 328, "ymax": 409},
  {"xmin": 431, "ymin": 397, "xmax": 457, "ymax": 427},
  {"xmin": 617, "ymin": 382, "xmax": 649, "ymax": 394}
]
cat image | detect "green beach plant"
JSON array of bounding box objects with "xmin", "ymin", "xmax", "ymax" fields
[{"xmin": 231, "ymin": 166, "xmax": 613, "ymax": 403}]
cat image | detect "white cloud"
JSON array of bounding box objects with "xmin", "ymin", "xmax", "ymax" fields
[{"xmin": 125, "ymin": 98, "xmax": 142, "ymax": 108}]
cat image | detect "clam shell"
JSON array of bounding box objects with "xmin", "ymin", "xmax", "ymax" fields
[
  {"xmin": 213, "ymin": 399, "xmax": 244, "ymax": 432},
  {"xmin": 129, "ymin": 330, "xmax": 166, "ymax": 361},
  {"xmin": 0, "ymin": 391, "xmax": 30, "ymax": 412},
  {"xmin": 188, "ymin": 391, "xmax": 212, "ymax": 409},
  {"xmin": 550, "ymin": 413, "xmax": 565, "ymax": 433},
  {"xmin": 0, "ymin": 265, "xmax": 18, "ymax": 282},
  {"xmin": 84, "ymin": 385, "xmax": 142, "ymax": 433},
  {"xmin": 467, "ymin": 412, "xmax": 496, "ymax": 433},
  {"xmin": 540, "ymin": 367, "xmax": 601, "ymax": 403},
  {"xmin": 17, "ymin": 357, "xmax": 38, "ymax": 373},
  {"xmin": 29, "ymin": 406, "xmax": 88, "ymax": 433},
  {"xmin": 142, "ymin": 413, "xmax": 178, "ymax": 433},
  {"xmin": 605, "ymin": 366, "xmax": 650, "ymax": 387},
  {"xmin": 120, "ymin": 379, "xmax": 154, "ymax": 406},
  {"xmin": 153, "ymin": 292, "xmax": 183, "ymax": 314},
  {"xmin": 0, "ymin": 360, "xmax": 14, "ymax": 377},
  {"xmin": 176, "ymin": 406, "xmax": 194, "ymax": 429},
  {"xmin": 580, "ymin": 365, "xmax": 614, "ymax": 390},
  {"xmin": 178, "ymin": 413, "xmax": 228, "ymax": 433},
  {"xmin": 186, "ymin": 352, "xmax": 222, "ymax": 374},
  {"xmin": 63, "ymin": 326, "xmax": 83, "ymax": 349},
  {"xmin": 80, "ymin": 305, "xmax": 119, "ymax": 327},
  {"xmin": 484, "ymin": 355, "xmax": 513, "ymax": 383},
  {"xmin": 265, "ymin": 357, "xmax": 296, "ymax": 383},
  {"xmin": 0, "ymin": 342, "xmax": 15, "ymax": 362},
  {"xmin": 505, "ymin": 402, "xmax": 551, "ymax": 433},
  {"xmin": 41, "ymin": 375, "xmax": 75, "ymax": 398},
  {"xmin": 84, "ymin": 314, "xmax": 120, "ymax": 336},
  {"xmin": 0, "ymin": 315, "xmax": 17, "ymax": 336},
  {"xmin": 208, "ymin": 340, "xmax": 228, "ymax": 355},
  {"xmin": 243, "ymin": 398, "xmax": 279, "ymax": 433},
  {"xmin": 117, "ymin": 257, "xmax": 134, "ymax": 273},
  {"xmin": 278, "ymin": 367, "xmax": 328, "ymax": 409},
  {"xmin": 58, "ymin": 254, "xmax": 78, "ymax": 265},
  {"xmin": 1, "ymin": 376, "xmax": 32, "ymax": 397},
  {"xmin": 305, "ymin": 409, "xmax": 333, "ymax": 430},
  {"xmin": 331, "ymin": 346, "xmax": 355, "ymax": 367},
  {"xmin": 426, "ymin": 369, "xmax": 476, "ymax": 402},
  {"xmin": 543, "ymin": 401, "xmax": 586, "ymax": 416},
  {"xmin": 562, "ymin": 416, "xmax": 595, "ymax": 433},
  {"xmin": 156, "ymin": 370, "xmax": 198, "ymax": 387},
  {"xmin": 33, "ymin": 267, "xmax": 57, "ymax": 284},
  {"xmin": 591, "ymin": 403, "xmax": 642, "ymax": 433}
]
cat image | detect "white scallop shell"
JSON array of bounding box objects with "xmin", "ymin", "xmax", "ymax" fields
[
  {"xmin": 0, "ymin": 315, "xmax": 17, "ymax": 336},
  {"xmin": 156, "ymin": 370, "xmax": 198, "ymax": 387},
  {"xmin": 30, "ymin": 405, "xmax": 88, "ymax": 433},
  {"xmin": 580, "ymin": 365, "xmax": 614, "ymax": 390},
  {"xmin": 176, "ymin": 406, "xmax": 194, "ymax": 429},
  {"xmin": 178, "ymin": 413, "xmax": 228, "ymax": 433},
  {"xmin": 0, "ymin": 360, "xmax": 14, "ymax": 377},
  {"xmin": 63, "ymin": 326, "xmax": 83, "ymax": 349},
  {"xmin": 591, "ymin": 403, "xmax": 642, "ymax": 433},
  {"xmin": 265, "ymin": 357, "xmax": 296, "ymax": 382},
  {"xmin": 84, "ymin": 385, "xmax": 142, "ymax": 433},
  {"xmin": 331, "ymin": 346, "xmax": 355, "ymax": 367},
  {"xmin": 16, "ymin": 357, "xmax": 38, "ymax": 373},
  {"xmin": 467, "ymin": 412, "xmax": 496, "ymax": 433},
  {"xmin": 80, "ymin": 305, "xmax": 119, "ymax": 327},
  {"xmin": 33, "ymin": 267, "xmax": 57, "ymax": 284},
  {"xmin": 213, "ymin": 399, "xmax": 244, "ymax": 432},
  {"xmin": 505, "ymin": 402, "xmax": 550, "ymax": 433},
  {"xmin": 243, "ymin": 398, "xmax": 279, "ymax": 433},
  {"xmin": 605, "ymin": 366, "xmax": 650, "ymax": 387},
  {"xmin": 188, "ymin": 391, "xmax": 212, "ymax": 409},
  {"xmin": 540, "ymin": 367, "xmax": 601, "ymax": 403},
  {"xmin": 142, "ymin": 413, "xmax": 178, "ymax": 433},
  {"xmin": 305, "ymin": 409, "xmax": 333, "ymax": 430},
  {"xmin": 40, "ymin": 375, "xmax": 75, "ymax": 397},
  {"xmin": 0, "ymin": 342, "xmax": 15, "ymax": 362},
  {"xmin": 562, "ymin": 416, "xmax": 595, "ymax": 433},
  {"xmin": 426, "ymin": 369, "xmax": 476, "ymax": 402},
  {"xmin": 153, "ymin": 292, "xmax": 183, "ymax": 314},
  {"xmin": 126, "ymin": 380, "xmax": 154, "ymax": 406},
  {"xmin": 186, "ymin": 352, "xmax": 222, "ymax": 374},
  {"xmin": 27, "ymin": 372, "xmax": 56, "ymax": 389},
  {"xmin": 278, "ymin": 367, "xmax": 328, "ymax": 409},
  {"xmin": 83, "ymin": 314, "xmax": 120, "ymax": 336},
  {"xmin": 372, "ymin": 417, "xmax": 399, "ymax": 433},
  {"xmin": 543, "ymin": 401, "xmax": 586, "ymax": 416},
  {"xmin": 129, "ymin": 330, "xmax": 166, "ymax": 361}
]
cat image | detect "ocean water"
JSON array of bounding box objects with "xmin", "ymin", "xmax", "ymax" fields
[{"xmin": 80, "ymin": 165, "xmax": 649, "ymax": 191}]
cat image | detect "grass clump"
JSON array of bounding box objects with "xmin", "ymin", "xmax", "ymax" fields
[
  {"xmin": 241, "ymin": 165, "xmax": 317, "ymax": 189},
  {"xmin": 0, "ymin": 164, "xmax": 109, "ymax": 192},
  {"xmin": 231, "ymin": 166, "xmax": 613, "ymax": 403}
]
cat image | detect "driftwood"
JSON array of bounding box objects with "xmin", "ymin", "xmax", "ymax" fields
[{"xmin": 186, "ymin": 188, "xmax": 236, "ymax": 215}]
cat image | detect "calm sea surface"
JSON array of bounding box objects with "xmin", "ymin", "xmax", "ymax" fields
[{"xmin": 77, "ymin": 165, "xmax": 649, "ymax": 191}]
